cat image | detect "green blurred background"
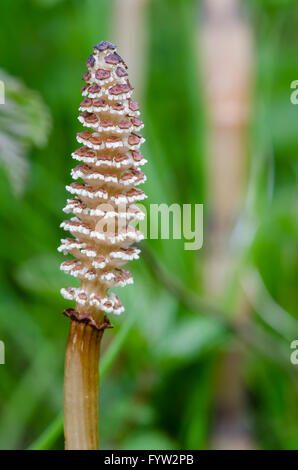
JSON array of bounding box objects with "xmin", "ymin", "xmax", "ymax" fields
[{"xmin": 0, "ymin": 0, "xmax": 297, "ymax": 450}]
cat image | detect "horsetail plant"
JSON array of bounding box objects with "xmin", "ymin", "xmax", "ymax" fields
[{"xmin": 59, "ymin": 41, "xmax": 147, "ymax": 450}]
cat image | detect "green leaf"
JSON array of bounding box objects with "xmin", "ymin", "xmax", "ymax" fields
[
  {"xmin": 154, "ymin": 316, "xmax": 227, "ymax": 365},
  {"xmin": 14, "ymin": 253, "xmax": 76, "ymax": 296},
  {"xmin": 122, "ymin": 430, "xmax": 177, "ymax": 450}
]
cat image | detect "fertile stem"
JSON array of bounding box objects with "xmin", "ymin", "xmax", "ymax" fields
[
  {"xmin": 60, "ymin": 40, "xmax": 147, "ymax": 450},
  {"xmin": 64, "ymin": 319, "xmax": 104, "ymax": 450}
]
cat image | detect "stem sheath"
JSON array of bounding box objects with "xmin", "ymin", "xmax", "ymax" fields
[{"xmin": 64, "ymin": 320, "xmax": 103, "ymax": 450}]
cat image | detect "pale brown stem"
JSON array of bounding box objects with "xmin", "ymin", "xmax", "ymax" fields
[
  {"xmin": 112, "ymin": 0, "xmax": 148, "ymax": 98},
  {"xmin": 200, "ymin": 0, "xmax": 254, "ymax": 449},
  {"xmin": 64, "ymin": 320, "xmax": 104, "ymax": 450}
]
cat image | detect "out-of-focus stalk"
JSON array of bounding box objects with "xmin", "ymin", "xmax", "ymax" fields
[
  {"xmin": 200, "ymin": 0, "xmax": 254, "ymax": 449},
  {"xmin": 201, "ymin": 0, "xmax": 254, "ymax": 294},
  {"xmin": 112, "ymin": 0, "xmax": 148, "ymax": 98}
]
